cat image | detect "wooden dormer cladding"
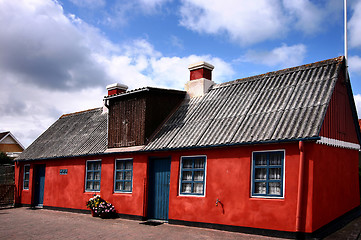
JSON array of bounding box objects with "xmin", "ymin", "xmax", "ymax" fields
[{"xmin": 106, "ymin": 88, "xmax": 186, "ymax": 148}]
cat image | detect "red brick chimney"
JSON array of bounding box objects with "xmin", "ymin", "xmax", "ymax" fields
[
  {"xmin": 189, "ymin": 61, "xmax": 214, "ymax": 81},
  {"xmin": 106, "ymin": 83, "xmax": 128, "ymax": 96},
  {"xmin": 185, "ymin": 61, "xmax": 215, "ymax": 98}
]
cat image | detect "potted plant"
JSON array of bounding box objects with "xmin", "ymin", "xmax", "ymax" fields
[
  {"xmin": 97, "ymin": 201, "xmax": 116, "ymax": 219},
  {"xmin": 86, "ymin": 195, "xmax": 101, "ymax": 217}
]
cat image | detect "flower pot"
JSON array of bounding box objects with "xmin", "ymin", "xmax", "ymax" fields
[
  {"xmin": 99, "ymin": 212, "xmax": 116, "ymax": 219},
  {"xmin": 91, "ymin": 209, "xmax": 98, "ymax": 217}
]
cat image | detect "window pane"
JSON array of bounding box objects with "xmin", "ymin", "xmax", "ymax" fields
[
  {"xmin": 255, "ymin": 168, "xmax": 267, "ymax": 180},
  {"xmin": 116, "ymin": 171, "xmax": 123, "ymax": 180},
  {"xmin": 117, "ymin": 161, "xmax": 124, "ymax": 170},
  {"xmin": 181, "ymin": 157, "xmax": 206, "ymax": 195},
  {"xmin": 124, "ymin": 182, "xmax": 131, "ymax": 191},
  {"xmin": 182, "ymin": 183, "xmax": 192, "ymax": 193},
  {"xmin": 87, "ymin": 173, "xmax": 93, "ymax": 180},
  {"xmin": 194, "ymin": 159, "xmax": 204, "ymax": 168},
  {"xmin": 115, "ymin": 182, "xmax": 122, "ymax": 191},
  {"xmin": 93, "ymin": 181, "xmax": 100, "ymax": 190},
  {"xmin": 269, "ymin": 168, "xmax": 281, "ymax": 180},
  {"xmin": 125, "ymin": 161, "xmax": 132, "ymax": 170},
  {"xmin": 24, "ymin": 173, "xmax": 29, "ymax": 181},
  {"xmin": 268, "ymin": 182, "xmax": 281, "ymax": 195},
  {"xmin": 183, "ymin": 159, "xmax": 193, "ymax": 168},
  {"xmin": 94, "ymin": 162, "xmax": 101, "ymax": 170},
  {"xmin": 193, "ymin": 183, "xmax": 203, "ymax": 194},
  {"xmin": 194, "ymin": 171, "xmax": 204, "ymax": 181},
  {"xmin": 182, "ymin": 171, "xmax": 192, "ymax": 181},
  {"xmin": 86, "ymin": 181, "xmax": 92, "ymax": 190},
  {"xmin": 24, "ymin": 181, "xmax": 29, "ymax": 189},
  {"xmin": 254, "ymin": 182, "xmax": 266, "ymax": 194},
  {"xmin": 114, "ymin": 159, "xmax": 133, "ymax": 192},
  {"xmin": 94, "ymin": 172, "xmax": 100, "ymax": 180},
  {"xmin": 270, "ymin": 153, "xmax": 282, "ymax": 165},
  {"xmin": 255, "ymin": 154, "xmax": 267, "ymax": 165},
  {"xmin": 125, "ymin": 171, "xmax": 132, "ymax": 180},
  {"xmin": 87, "ymin": 163, "xmax": 93, "ymax": 170},
  {"xmin": 252, "ymin": 151, "xmax": 284, "ymax": 197}
]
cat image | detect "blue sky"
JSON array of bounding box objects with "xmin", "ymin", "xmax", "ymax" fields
[{"xmin": 1, "ymin": 0, "xmax": 361, "ymax": 147}]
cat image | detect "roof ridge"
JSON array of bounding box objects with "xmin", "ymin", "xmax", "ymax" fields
[
  {"xmin": 104, "ymin": 86, "xmax": 186, "ymax": 99},
  {"xmin": 213, "ymin": 56, "xmax": 344, "ymax": 89},
  {"xmin": 60, "ymin": 107, "xmax": 102, "ymax": 119}
]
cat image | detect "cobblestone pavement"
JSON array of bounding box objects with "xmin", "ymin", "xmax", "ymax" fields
[
  {"xmin": 0, "ymin": 207, "xmax": 278, "ymax": 240},
  {"xmin": 1, "ymin": 207, "xmax": 360, "ymax": 239}
]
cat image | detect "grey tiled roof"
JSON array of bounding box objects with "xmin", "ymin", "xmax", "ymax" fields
[
  {"xmin": 17, "ymin": 108, "xmax": 107, "ymax": 161},
  {"xmin": 17, "ymin": 56, "xmax": 349, "ymax": 161},
  {"xmin": 145, "ymin": 56, "xmax": 344, "ymax": 150}
]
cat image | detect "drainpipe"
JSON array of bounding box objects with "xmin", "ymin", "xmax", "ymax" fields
[{"xmin": 296, "ymin": 141, "xmax": 306, "ymax": 233}]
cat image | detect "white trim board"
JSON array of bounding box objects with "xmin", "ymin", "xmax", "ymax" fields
[{"xmin": 316, "ymin": 137, "xmax": 360, "ymax": 150}]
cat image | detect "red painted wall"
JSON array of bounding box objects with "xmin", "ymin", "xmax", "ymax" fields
[
  {"xmin": 306, "ymin": 143, "xmax": 360, "ymax": 232},
  {"xmin": 15, "ymin": 155, "xmax": 148, "ymax": 217},
  {"xmin": 14, "ymin": 162, "xmax": 34, "ymax": 205},
  {"xmin": 165, "ymin": 143, "xmax": 301, "ymax": 232},
  {"xmin": 14, "ymin": 141, "xmax": 360, "ymax": 234},
  {"xmin": 319, "ymin": 73, "xmax": 359, "ymax": 144}
]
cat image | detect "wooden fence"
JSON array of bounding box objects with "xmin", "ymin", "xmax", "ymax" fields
[{"xmin": 0, "ymin": 164, "xmax": 15, "ymax": 206}]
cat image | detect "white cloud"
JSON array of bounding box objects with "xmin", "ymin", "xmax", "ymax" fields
[
  {"xmin": 69, "ymin": 0, "xmax": 106, "ymax": 8},
  {"xmin": 179, "ymin": 0, "xmax": 287, "ymax": 45},
  {"xmin": 102, "ymin": 0, "xmax": 172, "ymax": 27},
  {"xmin": 0, "ymin": 0, "xmax": 112, "ymax": 90},
  {"xmin": 349, "ymin": 55, "xmax": 361, "ymax": 75},
  {"xmin": 353, "ymin": 94, "xmax": 361, "ymax": 118},
  {"xmin": 241, "ymin": 44, "xmax": 307, "ymax": 68},
  {"xmin": 179, "ymin": 0, "xmax": 341, "ymax": 45},
  {"xmin": 138, "ymin": 0, "xmax": 172, "ymax": 11},
  {"xmin": 150, "ymin": 55, "xmax": 235, "ymax": 89},
  {"xmin": 282, "ymin": 0, "xmax": 325, "ymax": 34},
  {"xmin": 0, "ymin": 0, "xmax": 234, "ymax": 147},
  {"xmin": 349, "ymin": 0, "xmax": 361, "ymax": 48}
]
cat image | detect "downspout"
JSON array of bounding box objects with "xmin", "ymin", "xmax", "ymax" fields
[
  {"xmin": 15, "ymin": 160, "xmax": 22, "ymax": 207},
  {"xmin": 296, "ymin": 141, "xmax": 306, "ymax": 233}
]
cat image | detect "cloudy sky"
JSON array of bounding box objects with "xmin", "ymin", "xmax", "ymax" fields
[{"xmin": 1, "ymin": 0, "xmax": 361, "ymax": 147}]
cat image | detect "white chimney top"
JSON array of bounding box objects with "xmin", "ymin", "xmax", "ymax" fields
[{"xmin": 185, "ymin": 61, "xmax": 215, "ymax": 98}]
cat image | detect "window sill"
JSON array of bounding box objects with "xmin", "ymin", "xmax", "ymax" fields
[
  {"xmin": 113, "ymin": 191, "xmax": 132, "ymax": 194},
  {"xmin": 250, "ymin": 195, "xmax": 285, "ymax": 200},
  {"xmin": 178, "ymin": 193, "xmax": 205, "ymax": 197}
]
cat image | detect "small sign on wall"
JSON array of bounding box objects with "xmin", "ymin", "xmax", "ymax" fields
[{"xmin": 60, "ymin": 169, "xmax": 68, "ymax": 175}]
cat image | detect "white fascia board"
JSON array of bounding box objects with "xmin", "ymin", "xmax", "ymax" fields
[{"xmin": 316, "ymin": 136, "xmax": 360, "ymax": 150}]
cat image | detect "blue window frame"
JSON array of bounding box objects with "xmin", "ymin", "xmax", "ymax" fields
[
  {"xmin": 114, "ymin": 159, "xmax": 133, "ymax": 193},
  {"xmin": 85, "ymin": 160, "xmax": 101, "ymax": 192},
  {"xmin": 180, "ymin": 156, "xmax": 206, "ymax": 196},
  {"xmin": 252, "ymin": 151, "xmax": 284, "ymax": 198},
  {"xmin": 23, "ymin": 165, "xmax": 30, "ymax": 190}
]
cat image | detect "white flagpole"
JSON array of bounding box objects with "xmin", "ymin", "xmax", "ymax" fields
[{"xmin": 344, "ymin": 0, "xmax": 348, "ymax": 65}]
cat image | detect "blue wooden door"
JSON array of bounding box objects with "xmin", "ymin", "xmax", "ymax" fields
[
  {"xmin": 34, "ymin": 165, "xmax": 46, "ymax": 207},
  {"xmin": 148, "ymin": 158, "xmax": 171, "ymax": 220}
]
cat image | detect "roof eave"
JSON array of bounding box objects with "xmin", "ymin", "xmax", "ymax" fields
[{"xmin": 15, "ymin": 136, "xmax": 321, "ymax": 162}]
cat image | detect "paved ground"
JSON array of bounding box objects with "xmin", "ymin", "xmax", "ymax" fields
[
  {"xmin": 0, "ymin": 207, "xmax": 278, "ymax": 240},
  {"xmin": 0, "ymin": 207, "xmax": 360, "ymax": 239}
]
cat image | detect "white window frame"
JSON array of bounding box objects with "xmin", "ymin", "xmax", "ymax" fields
[
  {"xmin": 114, "ymin": 158, "xmax": 133, "ymax": 193},
  {"xmin": 251, "ymin": 149, "xmax": 285, "ymax": 199},
  {"xmin": 179, "ymin": 155, "xmax": 207, "ymax": 197},
  {"xmin": 85, "ymin": 160, "xmax": 101, "ymax": 192},
  {"xmin": 23, "ymin": 164, "xmax": 30, "ymax": 190}
]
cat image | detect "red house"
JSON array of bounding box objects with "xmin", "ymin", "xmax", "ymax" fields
[{"xmin": 15, "ymin": 56, "xmax": 361, "ymax": 238}]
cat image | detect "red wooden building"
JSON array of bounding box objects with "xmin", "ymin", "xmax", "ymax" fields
[{"xmin": 15, "ymin": 56, "xmax": 361, "ymax": 238}]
